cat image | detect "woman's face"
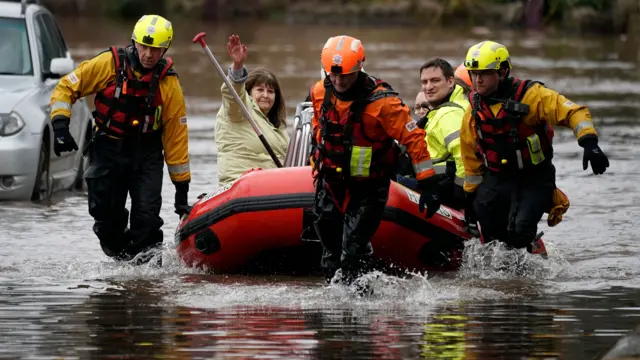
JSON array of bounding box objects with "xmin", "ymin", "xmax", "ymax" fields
[{"xmin": 250, "ymin": 83, "xmax": 276, "ymax": 114}]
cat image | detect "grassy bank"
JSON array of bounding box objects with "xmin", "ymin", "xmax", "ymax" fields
[{"xmin": 40, "ymin": 0, "xmax": 635, "ymax": 34}]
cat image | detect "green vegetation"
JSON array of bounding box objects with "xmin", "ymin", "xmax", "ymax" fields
[{"xmin": 544, "ymin": 0, "xmax": 612, "ymax": 19}]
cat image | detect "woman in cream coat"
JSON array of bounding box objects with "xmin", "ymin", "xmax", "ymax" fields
[{"xmin": 215, "ymin": 34, "xmax": 289, "ymax": 186}]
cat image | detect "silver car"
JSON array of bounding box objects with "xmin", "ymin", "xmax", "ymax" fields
[{"xmin": 0, "ymin": 0, "xmax": 92, "ymax": 201}]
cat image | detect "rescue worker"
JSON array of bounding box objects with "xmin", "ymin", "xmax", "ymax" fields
[
  {"xmin": 49, "ymin": 15, "xmax": 191, "ymax": 263},
  {"xmin": 460, "ymin": 40, "xmax": 610, "ymax": 249},
  {"xmin": 418, "ymin": 58, "xmax": 469, "ymax": 210},
  {"xmin": 309, "ymin": 35, "xmax": 441, "ymax": 284}
]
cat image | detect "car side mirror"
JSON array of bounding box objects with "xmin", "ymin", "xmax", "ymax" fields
[{"xmin": 49, "ymin": 57, "xmax": 74, "ymax": 76}]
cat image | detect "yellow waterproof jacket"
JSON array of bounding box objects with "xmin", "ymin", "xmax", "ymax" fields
[
  {"xmin": 425, "ymin": 84, "xmax": 469, "ymax": 185},
  {"xmin": 215, "ymin": 66, "xmax": 289, "ymax": 187},
  {"xmin": 460, "ymin": 82, "xmax": 598, "ymax": 193},
  {"xmin": 49, "ymin": 49, "xmax": 191, "ymax": 183}
]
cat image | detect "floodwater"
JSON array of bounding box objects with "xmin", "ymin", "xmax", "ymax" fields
[{"xmin": 1, "ymin": 18, "xmax": 640, "ymax": 359}]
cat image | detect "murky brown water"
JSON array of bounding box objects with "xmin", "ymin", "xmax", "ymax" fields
[{"xmin": 1, "ymin": 17, "xmax": 639, "ymax": 359}]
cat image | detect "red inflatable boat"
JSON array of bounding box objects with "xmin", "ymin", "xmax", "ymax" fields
[{"xmin": 174, "ymin": 166, "xmax": 474, "ymax": 275}]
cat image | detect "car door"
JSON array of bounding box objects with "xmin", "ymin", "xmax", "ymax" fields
[
  {"xmin": 33, "ymin": 12, "xmax": 81, "ymax": 172},
  {"xmin": 40, "ymin": 12, "xmax": 87, "ymax": 143}
]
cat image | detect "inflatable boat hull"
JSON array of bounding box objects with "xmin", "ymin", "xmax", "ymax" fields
[{"xmin": 174, "ymin": 166, "xmax": 472, "ymax": 275}]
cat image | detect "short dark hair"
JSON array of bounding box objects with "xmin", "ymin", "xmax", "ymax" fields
[{"xmin": 419, "ymin": 58, "xmax": 455, "ymax": 79}]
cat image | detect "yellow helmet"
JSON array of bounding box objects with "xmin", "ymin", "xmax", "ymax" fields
[
  {"xmin": 464, "ymin": 41, "xmax": 512, "ymax": 71},
  {"xmin": 131, "ymin": 15, "xmax": 173, "ymax": 49}
]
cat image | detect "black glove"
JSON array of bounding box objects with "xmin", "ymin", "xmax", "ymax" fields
[
  {"xmin": 580, "ymin": 137, "xmax": 609, "ymax": 175},
  {"xmin": 464, "ymin": 191, "xmax": 480, "ymax": 238},
  {"xmin": 174, "ymin": 181, "xmax": 191, "ymax": 218},
  {"xmin": 51, "ymin": 116, "xmax": 78, "ymax": 157},
  {"xmin": 417, "ymin": 176, "xmax": 442, "ymax": 219}
]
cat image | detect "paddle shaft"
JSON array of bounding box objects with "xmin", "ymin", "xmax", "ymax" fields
[{"xmin": 192, "ymin": 32, "xmax": 283, "ymax": 168}]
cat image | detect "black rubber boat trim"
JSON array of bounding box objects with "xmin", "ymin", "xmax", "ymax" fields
[{"xmin": 175, "ymin": 192, "xmax": 465, "ymax": 245}]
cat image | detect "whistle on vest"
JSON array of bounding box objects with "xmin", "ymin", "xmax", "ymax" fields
[
  {"xmin": 336, "ymin": 167, "xmax": 342, "ymax": 173},
  {"xmin": 501, "ymin": 159, "xmax": 508, "ymax": 164},
  {"xmin": 131, "ymin": 119, "xmax": 139, "ymax": 127}
]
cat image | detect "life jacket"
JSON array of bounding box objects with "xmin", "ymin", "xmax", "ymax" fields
[
  {"xmin": 312, "ymin": 75, "xmax": 400, "ymax": 181},
  {"xmin": 470, "ymin": 78, "xmax": 554, "ymax": 173},
  {"xmin": 92, "ymin": 46, "xmax": 176, "ymax": 137}
]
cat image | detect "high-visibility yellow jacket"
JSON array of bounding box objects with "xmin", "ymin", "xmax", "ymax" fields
[
  {"xmin": 425, "ymin": 84, "xmax": 469, "ymax": 185},
  {"xmin": 460, "ymin": 82, "xmax": 598, "ymax": 193},
  {"xmin": 50, "ymin": 49, "xmax": 191, "ymax": 183}
]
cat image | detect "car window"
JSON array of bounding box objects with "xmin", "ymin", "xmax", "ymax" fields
[
  {"xmin": 41, "ymin": 13, "xmax": 67, "ymax": 54},
  {"xmin": 0, "ymin": 17, "xmax": 32, "ymax": 75},
  {"xmin": 33, "ymin": 12, "xmax": 65, "ymax": 75}
]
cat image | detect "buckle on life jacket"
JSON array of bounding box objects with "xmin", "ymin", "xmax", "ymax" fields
[{"xmin": 502, "ymin": 99, "xmax": 529, "ymax": 115}]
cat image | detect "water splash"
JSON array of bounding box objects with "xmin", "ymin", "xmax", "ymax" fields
[{"xmin": 457, "ymin": 239, "xmax": 572, "ymax": 281}]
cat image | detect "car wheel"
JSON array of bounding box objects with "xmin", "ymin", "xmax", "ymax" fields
[
  {"xmin": 74, "ymin": 123, "xmax": 92, "ymax": 190},
  {"xmin": 31, "ymin": 136, "xmax": 52, "ymax": 202}
]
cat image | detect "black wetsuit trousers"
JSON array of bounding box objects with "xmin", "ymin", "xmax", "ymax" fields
[
  {"xmin": 83, "ymin": 130, "xmax": 165, "ymax": 260},
  {"xmin": 312, "ymin": 177, "xmax": 390, "ymax": 282},
  {"xmin": 473, "ymin": 163, "xmax": 555, "ymax": 249}
]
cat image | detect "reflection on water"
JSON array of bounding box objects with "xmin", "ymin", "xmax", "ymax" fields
[
  {"xmin": 1, "ymin": 276, "xmax": 639, "ymax": 359},
  {"xmin": 0, "ymin": 17, "xmax": 639, "ymax": 359}
]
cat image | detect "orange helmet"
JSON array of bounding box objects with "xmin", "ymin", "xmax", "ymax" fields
[
  {"xmin": 454, "ymin": 63, "xmax": 472, "ymax": 86},
  {"xmin": 321, "ymin": 35, "xmax": 365, "ymax": 75}
]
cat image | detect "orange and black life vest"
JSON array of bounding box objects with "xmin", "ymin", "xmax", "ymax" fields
[
  {"xmin": 471, "ymin": 78, "xmax": 554, "ymax": 173},
  {"xmin": 93, "ymin": 46, "xmax": 176, "ymax": 137},
  {"xmin": 312, "ymin": 76, "xmax": 400, "ymax": 181}
]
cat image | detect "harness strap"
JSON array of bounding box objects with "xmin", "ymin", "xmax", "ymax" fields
[
  {"xmin": 146, "ymin": 57, "xmax": 174, "ymax": 107},
  {"xmin": 100, "ymin": 46, "xmax": 126, "ymax": 130}
]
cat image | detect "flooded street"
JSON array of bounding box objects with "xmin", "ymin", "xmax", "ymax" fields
[{"xmin": 1, "ymin": 18, "xmax": 640, "ymax": 359}]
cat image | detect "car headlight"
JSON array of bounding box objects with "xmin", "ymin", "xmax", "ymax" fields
[{"xmin": 0, "ymin": 112, "xmax": 26, "ymax": 136}]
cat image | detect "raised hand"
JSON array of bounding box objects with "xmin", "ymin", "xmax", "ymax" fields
[{"xmin": 226, "ymin": 34, "xmax": 247, "ymax": 70}]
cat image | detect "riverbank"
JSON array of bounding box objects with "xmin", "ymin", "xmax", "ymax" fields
[{"xmin": 40, "ymin": 0, "xmax": 640, "ymax": 35}]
